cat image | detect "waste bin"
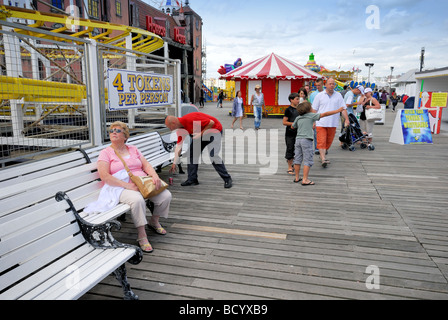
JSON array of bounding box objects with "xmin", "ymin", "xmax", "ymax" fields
[{"xmin": 404, "ymin": 97, "xmax": 415, "ymax": 109}]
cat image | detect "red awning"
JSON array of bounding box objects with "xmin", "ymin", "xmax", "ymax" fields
[{"xmin": 221, "ymin": 53, "xmax": 323, "ymax": 81}]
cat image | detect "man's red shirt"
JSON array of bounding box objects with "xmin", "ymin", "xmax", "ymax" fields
[{"xmin": 176, "ymin": 112, "xmax": 223, "ymax": 144}]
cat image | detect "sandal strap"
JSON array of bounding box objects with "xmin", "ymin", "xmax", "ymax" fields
[
  {"xmin": 137, "ymin": 238, "xmax": 153, "ymax": 252},
  {"xmin": 150, "ymin": 224, "xmax": 167, "ymax": 235}
]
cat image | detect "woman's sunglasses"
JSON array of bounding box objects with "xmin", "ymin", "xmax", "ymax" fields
[{"xmin": 109, "ymin": 128, "xmax": 123, "ymax": 134}]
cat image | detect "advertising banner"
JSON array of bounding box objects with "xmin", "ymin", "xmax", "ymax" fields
[
  {"xmin": 430, "ymin": 92, "xmax": 448, "ymax": 107},
  {"xmin": 107, "ymin": 69, "xmax": 173, "ymax": 111},
  {"xmin": 389, "ymin": 109, "xmax": 433, "ymax": 145},
  {"xmin": 418, "ymin": 91, "xmax": 447, "ymax": 134}
]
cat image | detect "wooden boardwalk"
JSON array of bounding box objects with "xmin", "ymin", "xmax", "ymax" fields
[{"xmin": 82, "ymin": 102, "xmax": 448, "ymax": 300}]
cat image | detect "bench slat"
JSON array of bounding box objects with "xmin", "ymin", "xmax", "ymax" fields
[
  {"xmin": 0, "ymin": 151, "xmax": 87, "ymax": 187},
  {"xmin": 0, "ymin": 158, "xmax": 88, "ymax": 189},
  {"xmin": 0, "ymin": 162, "xmax": 97, "ymax": 199},
  {"xmin": 0, "ymin": 195, "xmax": 62, "ymax": 224},
  {"xmin": 1, "ymin": 170, "xmax": 100, "ymax": 218},
  {"xmin": 82, "ymin": 204, "xmax": 130, "ymax": 225},
  {"xmin": 1, "ymin": 243, "xmax": 95, "ymax": 300},
  {"xmin": 33, "ymin": 248, "xmax": 135, "ymax": 300},
  {"xmin": 65, "ymin": 180, "xmax": 103, "ymax": 203},
  {"xmin": 0, "ymin": 201, "xmax": 69, "ymax": 252},
  {"xmin": 0, "ymin": 219, "xmax": 80, "ymax": 274},
  {"xmin": 0, "ymin": 232, "xmax": 86, "ymax": 292},
  {"xmin": 86, "ymin": 132, "xmax": 161, "ymax": 162}
]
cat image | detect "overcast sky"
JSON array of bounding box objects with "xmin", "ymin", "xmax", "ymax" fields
[{"xmin": 190, "ymin": 0, "xmax": 448, "ymax": 80}]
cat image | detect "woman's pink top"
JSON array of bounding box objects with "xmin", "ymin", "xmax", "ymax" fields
[{"xmin": 98, "ymin": 145, "xmax": 147, "ymax": 177}]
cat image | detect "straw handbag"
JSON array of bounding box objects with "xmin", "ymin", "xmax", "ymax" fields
[{"xmin": 113, "ymin": 147, "xmax": 168, "ymax": 199}]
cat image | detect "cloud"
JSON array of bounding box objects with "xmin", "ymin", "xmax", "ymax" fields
[
  {"xmin": 355, "ymin": 0, "xmax": 421, "ymax": 10},
  {"xmin": 197, "ymin": 0, "xmax": 448, "ymax": 79},
  {"xmin": 314, "ymin": 14, "xmax": 356, "ymax": 33},
  {"xmin": 380, "ymin": 9, "xmax": 414, "ymax": 35}
]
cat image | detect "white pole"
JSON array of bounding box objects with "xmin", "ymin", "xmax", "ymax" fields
[
  {"xmin": 85, "ymin": 39, "xmax": 102, "ymax": 146},
  {"xmin": 4, "ymin": 26, "xmax": 24, "ymax": 138},
  {"xmin": 176, "ymin": 59, "xmax": 182, "ymax": 117},
  {"xmin": 126, "ymin": 35, "xmax": 136, "ymax": 128}
]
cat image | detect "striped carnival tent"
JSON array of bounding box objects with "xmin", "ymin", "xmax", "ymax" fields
[
  {"xmin": 222, "ymin": 52, "xmax": 322, "ymax": 81},
  {"xmin": 221, "ymin": 53, "xmax": 324, "ymax": 116}
]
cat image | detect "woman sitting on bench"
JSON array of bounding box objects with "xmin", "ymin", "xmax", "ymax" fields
[{"xmin": 94, "ymin": 121, "xmax": 172, "ymax": 253}]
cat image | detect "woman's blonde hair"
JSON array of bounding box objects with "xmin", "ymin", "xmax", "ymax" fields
[{"xmin": 109, "ymin": 121, "xmax": 130, "ymax": 141}]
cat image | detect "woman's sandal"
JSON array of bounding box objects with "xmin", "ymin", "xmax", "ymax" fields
[
  {"xmin": 137, "ymin": 238, "xmax": 154, "ymax": 253},
  {"xmin": 150, "ymin": 224, "xmax": 167, "ymax": 235},
  {"xmin": 293, "ymin": 178, "xmax": 303, "ymax": 183}
]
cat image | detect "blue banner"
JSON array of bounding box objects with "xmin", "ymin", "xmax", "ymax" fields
[{"xmin": 401, "ymin": 109, "xmax": 433, "ymax": 144}]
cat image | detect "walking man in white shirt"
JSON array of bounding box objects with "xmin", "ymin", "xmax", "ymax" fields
[{"xmin": 312, "ymin": 78, "xmax": 350, "ymax": 167}]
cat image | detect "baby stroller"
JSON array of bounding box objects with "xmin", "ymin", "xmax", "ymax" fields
[{"xmin": 339, "ymin": 114, "xmax": 373, "ymax": 151}]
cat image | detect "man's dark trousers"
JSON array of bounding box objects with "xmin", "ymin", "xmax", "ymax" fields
[{"xmin": 187, "ymin": 132, "xmax": 231, "ymax": 182}]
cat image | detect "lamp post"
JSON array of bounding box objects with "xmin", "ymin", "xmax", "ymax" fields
[
  {"xmin": 390, "ymin": 66, "xmax": 394, "ymax": 93},
  {"xmin": 420, "ymin": 47, "xmax": 425, "ymax": 72},
  {"xmin": 365, "ymin": 63, "xmax": 374, "ymax": 84}
]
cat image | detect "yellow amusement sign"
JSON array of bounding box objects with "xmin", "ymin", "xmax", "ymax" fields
[{"xmin": 430, "ymin": 92, "xmax": 448, "ymax": 108}]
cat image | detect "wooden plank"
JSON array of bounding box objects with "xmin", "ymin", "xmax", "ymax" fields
[{"xmin": 172, "ymin": 223, "xmax": 287, "ymax": 240}]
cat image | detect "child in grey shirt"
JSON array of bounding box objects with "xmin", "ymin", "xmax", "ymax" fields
[{"xmin": 292, "ymin": 102, "xmax": 344, "ymax": 185}]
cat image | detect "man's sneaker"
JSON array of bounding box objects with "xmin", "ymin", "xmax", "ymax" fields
[
  {"xmin": 181, "ymin": 179, "xmax": 199, "ymax": 186},
  {"xmin": 224, "ymin": 178, "xmax": 233, "ymax": 189}
]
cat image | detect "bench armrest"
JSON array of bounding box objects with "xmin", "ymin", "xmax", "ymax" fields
[
  {"xmin": 55, "ymin": 192, "xmax": 143, "ymax": 265},
  {"xmin": 162, "ymin": 139, "xmax": 176, "ymax": 153}
]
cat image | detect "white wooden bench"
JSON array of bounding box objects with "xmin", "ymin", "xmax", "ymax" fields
[
  {"xmin": 0, "ymin": 191, "xmax": 142, "ymax": 300},
  {"xmin": 0, "ymin": 130, "xmax": 178, "ymax": 299}
]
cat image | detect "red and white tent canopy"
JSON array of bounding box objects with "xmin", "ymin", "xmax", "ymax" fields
[{"xmin": 222, "ymin": 53, "xmax": 323, "ymax": 81}]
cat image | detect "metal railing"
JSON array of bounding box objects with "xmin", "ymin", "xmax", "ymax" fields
[{"xmin": 0, "ymin": 13, "xmax": 181, "ymax": 167}]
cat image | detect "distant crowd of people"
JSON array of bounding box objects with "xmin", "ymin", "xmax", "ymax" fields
[{"xmin": 230, "ymin": 78, "xmax": 387, "ymax": 186}]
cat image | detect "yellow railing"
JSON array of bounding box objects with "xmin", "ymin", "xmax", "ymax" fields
[
  {"xmin": 0, "ymin": 75, "xmax": 85, "ymax": 102},
  {"xmin": 0, "ymin": 5, "xmax": 164, "ymax": 54},
  {"xmin": 0, "ymin": 6, "xmax": 161, "ymax": 116}
]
